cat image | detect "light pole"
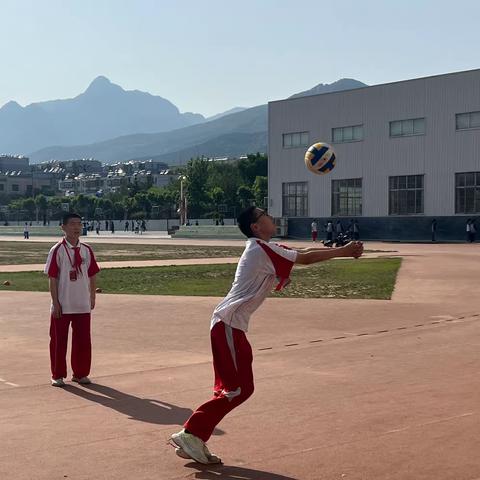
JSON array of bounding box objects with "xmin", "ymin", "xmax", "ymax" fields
[{"xmin": 179, "ymin": 175, "xmax": 187, "ymax": 225}]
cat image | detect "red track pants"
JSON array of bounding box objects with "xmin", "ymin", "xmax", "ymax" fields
[
  {"xmin": 184, "ymin": 321, "xmax": 254, "ymax": 442},
  {"xmin": 49, "ymin": 313, "xmax": 91, "ymax": 379}
]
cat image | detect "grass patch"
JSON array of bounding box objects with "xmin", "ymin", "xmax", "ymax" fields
[
  {"xmin": 0, "ymin": 258, "xmax": 401, "ymax": 300},
  {"xmin": 0, "ymin": 241, "xmax": 245, "ymax": 265}
]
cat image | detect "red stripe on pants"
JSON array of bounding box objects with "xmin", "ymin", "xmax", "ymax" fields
[
  {"xmin": 49, "ymin": 313, "xmax": 91, "ymax": 379},
  {"xmin": 184, "ymin": 321, "xmax": 254, "ymax": 442}
]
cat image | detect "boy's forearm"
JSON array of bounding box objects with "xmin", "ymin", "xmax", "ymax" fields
[
  {"xmin": 295, "ymin": 246, "xmax": 347, "ymax": 265},
  {"xmin": 49, "ymin": 277, "xmax": 59, "ymax": 304},
  {"xmin": 297, "ymin": 247, "xmax": 332, "ymax": 253},
  {"xmin": 89, "ymin": 275, "xmax": 96, "ymax": 294}
]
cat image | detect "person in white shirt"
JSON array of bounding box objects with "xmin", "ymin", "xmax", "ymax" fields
[
  {"xmin": 170, "ymin": 207, "xmax": 363, "ymax": 464},
  {"xmin": 44, "ymin": 213, "xmax": 100, "ymax": 387},
  {"xmin": 311, "ymin": 220, "xmax": 318, "ymax": 242}
]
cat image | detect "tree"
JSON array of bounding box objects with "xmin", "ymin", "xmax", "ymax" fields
[
  {"xmin": 252, "ymin": 176, "xmax": 268, "ymax": 208},
  {"xmin": 185, "ymin": 157, "xmax": 210, "ymax": 217},
  {"xmin": 237, "ymin": 185, "xmax": 253, "ymax": 209},
  {"xmin": 238, "ymin": 153, "xmax": 267, "ymax": 186},
  {"xmin": 34, "ymin": 194, "xmax": 48, "ymax": 223}
]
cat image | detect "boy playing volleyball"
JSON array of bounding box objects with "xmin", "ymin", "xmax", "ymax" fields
[{"xmin": 170, "ymin": 207, "xmax": 363, "ymax": 464}]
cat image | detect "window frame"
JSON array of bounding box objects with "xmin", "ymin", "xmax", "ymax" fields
[
  {"xmin": 455, "ymin": 171, "xmax": 480, "ymax": 214},
  {"xmin": 331, "ymin": 178, "xmax": 363, "ymax": 217},
  {"xmin": 388, "ymin": 174, "xmax": 424, "ymax": 215},
  {"xmin": 282, "ymin": 181, "xmax": 308, "ymax": 217},
  {"xmin": 389, "ymin": 117, "xmax": 426, "ymax": 138},
  {"xmin": 282, "ymin": 131, "xmax": 309, "ymax": 149},
  {"xmin": 331, "ymin": 124, "xmax": 364, "ymax": 144}
]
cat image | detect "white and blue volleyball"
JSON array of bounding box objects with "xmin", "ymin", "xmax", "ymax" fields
[{"xmin": 304, "ymin": 142, "xmax": 336, "ymax": 175}]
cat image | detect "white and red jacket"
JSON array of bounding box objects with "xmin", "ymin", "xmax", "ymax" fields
[
  {"xmin": 44, "ymin": 239, "xmax": 100, "ymax": 314},
  {"xmin": 211, "ymin": 237, "xmax": 297, "ymax": 332}
]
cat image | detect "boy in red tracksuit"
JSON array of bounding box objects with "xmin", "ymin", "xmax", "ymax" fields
[
  {"xmin": 170, "ymin": 206, "xmax": 363, "ymax": 464},
  {"xmin": 45, "ymin": 213, "xmax": 100, "ymax": 387}
]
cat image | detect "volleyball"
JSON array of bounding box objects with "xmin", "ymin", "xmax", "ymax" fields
[{"xmin": 304, "ymin": 142, "xmax": 336, "ymax": 175}]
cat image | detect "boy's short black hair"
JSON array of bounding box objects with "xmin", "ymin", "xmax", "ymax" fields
[
  {"xmin": 62, "ymin": 212, "xmax": 82, "ymax": 225},
  {"xmin": 237, "ymin": 206, "xmax": 258, "ymax": 238}
]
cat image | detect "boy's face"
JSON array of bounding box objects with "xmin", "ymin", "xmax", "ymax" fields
[
  {"xmin": 61, "ymin": 217, "xmax": 82, "ymax": 239},
  {"xmin": 251, "ymin": 208, "xmax": 276, "ymax": 238}
]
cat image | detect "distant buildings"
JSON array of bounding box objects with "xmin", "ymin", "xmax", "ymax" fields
[
  {"xmin": 0, "ymin": 155, "xmax": 61, "ymax": 196},
  {"xmin": 0, "ymin": 156, "xmax": 177, "ymax": 198}
]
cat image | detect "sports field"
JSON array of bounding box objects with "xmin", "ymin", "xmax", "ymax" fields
[
  {"xmin": 0, "ymin": 258, "xmax": 401, "ymax": 299},
  {"xmin": 0, "ymin": 240, "xmax": 245, "ymax": 264},
  {"xmin": 1, "ymin": 239, "xmax": 479, "ymax": 479}
]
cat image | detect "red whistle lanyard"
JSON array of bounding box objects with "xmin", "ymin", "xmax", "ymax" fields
[{"xmin": 63, "ymin": 240, "xmax": 81, "ymax": 273}]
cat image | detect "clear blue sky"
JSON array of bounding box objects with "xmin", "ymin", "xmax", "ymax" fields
[{"xmin": 1, "ymin": 0, "xmax": 479, "ymax": 117}]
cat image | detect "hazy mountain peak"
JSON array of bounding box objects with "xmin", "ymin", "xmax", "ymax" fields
[
  {"xmin": 0, "ymin": 100, "xmax": 22, "ymax": 112},
  {"xmin": 84, "ymin": 75, "xmax": 123, "ymax": 95}
]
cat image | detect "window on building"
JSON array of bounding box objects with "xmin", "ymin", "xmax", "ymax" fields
[
  {"xmin": 0, "ymin": 183, "xmax": 4, "ymax": 191},
  {"xmin": 332, "ymin": 125, "xmax": 363, "ymax": 143},
  {"xmin": 11, "ymin": 184, "xmax": 19, "ymax": 192},
  {"xmin": 389, "ymin": 118, "xmax": 425, "ymax": 137},
  {"xmin": 456, "ymin": 111, "xmax": 480, "ymax": 130},
  {"xmin": 455, "ymin": 172, "xmax": 480, "ymax": 214},
  {"xmin": 282, "ymin": 131, "xmax": 309, "ymax": 148},
  {"xmin": 331, "ymin": 178, "xmax": 362, "ymax": 216},
  {"xmin": 282, "ymin": 182, "xmax": 308, "ymax": 217},
  {"xmin": 389, "ymin": 175, "xmax": 424, "ymax": 215}
]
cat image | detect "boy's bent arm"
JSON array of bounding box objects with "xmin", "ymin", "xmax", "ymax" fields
[{"xmin": 295, "ymin": 242, "xmax": 363, "ymax": 265}]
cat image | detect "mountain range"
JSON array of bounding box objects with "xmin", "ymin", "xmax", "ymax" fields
[{"xmin": 0, "ymin": 77, "xmax": 367, "ymax": 165}]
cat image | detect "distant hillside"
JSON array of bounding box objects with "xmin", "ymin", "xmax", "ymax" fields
[
  {"xmin": 289, "ymin": 78, "xmax": 367, "ymax": 98},
  {"xmin": 207, "ymin": 107, "xmax": 247, "ymax": 121},
  {"xmin": 0, "ymin": 76, "xmax": 205, "ymax": 154},
  {"xmin": 30, "ymin": 105, "xmax": 268, "ymax": 164},
  {"xmin": 28, "ymin": 78, "xmax": 367, "ymax": 165}
]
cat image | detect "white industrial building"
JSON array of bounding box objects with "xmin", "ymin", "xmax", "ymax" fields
[{"xmin": 268, "ymin": 68, "xmax": 480, "ymax": 240}]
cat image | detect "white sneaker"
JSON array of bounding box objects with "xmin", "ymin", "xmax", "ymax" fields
[
  {"xmin": 72, "ymin": 376, "xmax": 91, "ymax": 385},
  {"xmin": 51, "ymin": 378, "xmax": 65, "ymax": 387},
  {"xmin": 175, "ymin": 445, "xmax": 222, "ymax": 464},
  {"xmin": 170, "ymin": 430, "xmax": 211, "ymax": 464}
]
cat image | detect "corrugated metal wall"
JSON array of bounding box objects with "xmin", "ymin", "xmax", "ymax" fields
[{"xmin": 268, "ymin": 69, "xmax": 480, "ymax": 219}]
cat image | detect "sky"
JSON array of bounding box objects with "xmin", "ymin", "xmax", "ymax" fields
[{"xmin": 1, "ymin": 0, "xmax": 480, "ymax": 117}]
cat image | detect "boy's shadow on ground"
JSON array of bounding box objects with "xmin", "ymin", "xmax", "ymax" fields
[
  {"xmin": 64, "ymin": 383, "xmax": 224, "ymax": 434},
  {"xmin": 184, "ymin": 463, "xmax": 298, "ymax": 480}
]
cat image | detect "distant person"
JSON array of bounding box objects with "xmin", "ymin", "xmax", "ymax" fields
[
  {"xmin": 110, "ymin": 220, "xmax": 115, "ymax": 234},
  {"xmin": 141, "ymin": 219, "xmax": 146, "ymax": 234},
  {"xmin": 431, "ymin": 219, "xmax": 437, "ymax": 242},
  {"xmin": 131, "ymin": 220, "xmax": 135, "ymax": 231},
  {"xmin": 95, "ymin": 220, "xmax": 101, "ymax": 235},
  {"xmin": 311, "ymin": 220, "xmax": 318, "ymax": 242},
  {"xmin": 23, "ymin": 222, "xmax": 29, "ymax": 240},
  {"xmin": 124, "ymin": 221, "xmax": 129, "ymax": 232},
  {"xmin": 326, "ymin": 220, "xmax": 333, "ymax": 242},
  {"xmin": 195, "ymin": 220, "xmax": 199, "ymax": 226},
  {"xmin": 353, "ymin": 220, "xmax": 360, "ymax": 240},
  {"xmin": 44, "ymin": 212, "xmax": 100, "ymax": 387},
  {"xmin": 467, "ymin": 219, "xmax": 476, "ymax": 243},
  {"xmin": 335, "ymin": 220, "xmax": 343, "ymax": 239},
  {"xmin": 105, "ymin": 220, "xmax": 109, "ymax": 231}
]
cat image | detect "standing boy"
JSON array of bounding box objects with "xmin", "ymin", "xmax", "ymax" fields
[
  {"xmin": 170, "ymin": 206, "xmax": 363, "ymax": 464},
  {"xmin": 45, "ymin": 213, "xmax": 100, "ymax": 387}
]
